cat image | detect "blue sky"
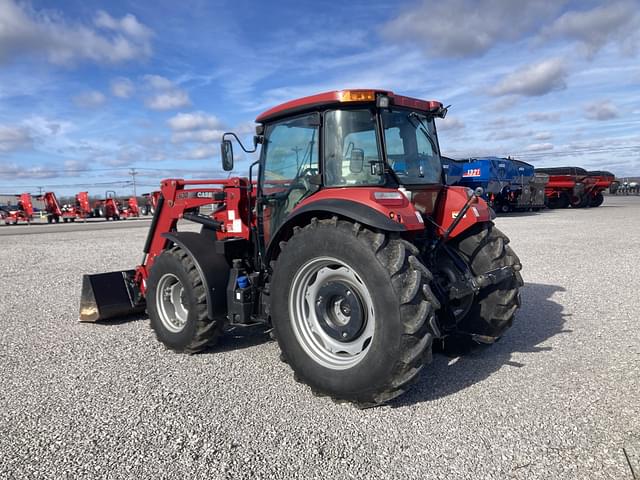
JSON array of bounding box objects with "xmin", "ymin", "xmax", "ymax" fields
[{"xmin": 0, "ymin": 0, "xmax": 639, "ymax": 195}]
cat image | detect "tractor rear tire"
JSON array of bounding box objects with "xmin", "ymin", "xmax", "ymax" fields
[
  {"xmin": 449, "ymin": 223, "xmax": 523, "ymax": 340},
  {"xmin": 147, "ymin": 246, "xmax": 222, "ymax": 353},
  {"xmin": 589, "ymin": 192, "xmax": 604, "ymax": 207},
  {"xmin": 270, "ymin": 217, "xmax": 439, "ymax": 406}
]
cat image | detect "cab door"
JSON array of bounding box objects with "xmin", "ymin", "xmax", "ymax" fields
[{"xmin": 258, "ymin": 113, "xmax": 320, "ymax": 245}]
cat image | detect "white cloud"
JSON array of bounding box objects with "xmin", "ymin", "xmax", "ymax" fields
[
  {"xmin": 94, "ymin": 11, "xmax": 152, "ymax": 39},
  {"xmin": 437, "ymin": 116, "xmax": 465, "ymax": 131},
  {"xmin": 0, "ymin": 162, "xmax": 57, "ymax": 179},
  {"xmin": 0, "ymin": 1, "xmax": 153, "ymax": 66},
  {"xmin": 487, "ymin": 130, "xmax": 532, "ymax": 141},
  {"xmin": 584, "ymin": 100, "xmax": 619, "ymax": 121},
  {"xmin": 533, "ymin": 132, "xmax": 553, "ymax": 141},
  {"xmin": 144, "ymin": 74, "xmax": 175, "ymax": 90},
  {"xmin": 143, "ymin": 75, "xmax": 191, "ymax": 110},
  {"xmin": 383, "ymin": 0, "xmax": 564, "ymax": 58},
  {"xmin": 490, "ymin": 58, "xmax": 568, "ymax": 97},
  {"xmin": 110, "ymin": 77, "xmax": 135, "ymax": 98},
  {"xmin": 540, "ymin": 2, "xmax": 640, "ymax": 57},
  {"xmin": 145, "ymin": 90, "xmax": 191, "ymax": 110},
  {"xmin": 73, "ymin": 90, "xmax": 107, "ymax": 108},
  {"xmin": 171, "ymin": 129, "xmax": 225, "ymax": 144},
  {"xmin": 525, "ymin": 143, "xmax": 554, "ymax": 152},
  {"xmin": 0, "ymin": 125, "xmax": 33, "ymax": 152},
  {"xmin": 527, "ymin": 111, "xmax": 562, "ymax": 122},
  {"xmin": 168, "ymin": 112, "xmax": 223, "ymax": 131},
  {"xmin": 185, "ymin": 146, "xmax": 218, "ymax": 160}
]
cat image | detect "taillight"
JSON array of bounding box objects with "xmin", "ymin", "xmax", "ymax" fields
[{"xmin": 372, "ymin": 191, "xmax": 406, "ymax": 206}]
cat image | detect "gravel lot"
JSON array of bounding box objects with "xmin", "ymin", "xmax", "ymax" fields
[{"xmin": 1, "ymin": 196, "xmax": 638, "ymax": 479}]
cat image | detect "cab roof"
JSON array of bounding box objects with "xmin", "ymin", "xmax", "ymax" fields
[{"xmin": 255, "ymin": 89, "xmax": 444, "ymax": 123}]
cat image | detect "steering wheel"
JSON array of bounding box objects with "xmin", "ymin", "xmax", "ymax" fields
[
  {"xmin": 283, "ymin": 167, "xmax": 319, "ymax": 210},
  {"xmin": 291, "ymin": 167, "xmax": 319, "ymax": 191}
]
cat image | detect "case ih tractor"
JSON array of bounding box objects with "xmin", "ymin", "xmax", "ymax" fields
[
  {"xmin": 80, "ymin": 90, "xmax": 523, "ymax": 405},
  {"xmin": 3, "ymin": 193, "xmax": 33, "ymax": 225}
]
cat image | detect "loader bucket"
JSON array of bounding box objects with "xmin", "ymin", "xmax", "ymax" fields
[{"xmin": 79, "ymin": 270, "xmax": 145, "ymax": 322}]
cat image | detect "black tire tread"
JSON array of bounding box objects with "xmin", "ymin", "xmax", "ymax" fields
[
  {"xmin": 150, "ymin": 246, "xmax": 221, "ymax": 353},
  {"xmin": 275, "ymin": 217, "xmax": 438, "ymax": 406},
  {"xmin": 453, "ymin": 224, "xmax": 523, "ymax": 338}
]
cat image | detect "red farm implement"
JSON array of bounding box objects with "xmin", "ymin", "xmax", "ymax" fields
[
  {"xmin": 79, "ymin": 89, "xmax": 523, "ymax": 406},
  {"xmin": 536, "ymin": 167, "xmax": 615, "ymax": 208},
  {"xmin": 141, "ymin": 191, "xmax": 160, "ymax": 215},
  {"xmin": 40, "ymin": 191, "xmax": 91, "ymax": 223},
  {"xmin": 92, "ymin": 191, "xmax": 132, "ymax": 220},
  {"xmin": 3, "ymin": 193, "xmax": 33, "ymax": 225},
  {"xmin": 584, "ymin": 171, "xmax": 615, "ymax": 207},
  {"xmin": 536, "ymin": 167, "xmax": 588, "ymax": 209},
  {"xmin": 121, "ymin": 197, "xmax": 141, "ymax": 218}
]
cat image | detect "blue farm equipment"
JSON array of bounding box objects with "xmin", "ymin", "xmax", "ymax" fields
[
  {"xmin": 455, "ymin": 157, "xmax": 546, "ymax": 213},
  {"xmin": 441, "ymin": 156, "xmax": 464, "ymax": 185}
]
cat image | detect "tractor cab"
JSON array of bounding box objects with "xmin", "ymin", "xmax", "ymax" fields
[{"xmin": 222, "ymin": 90, "xmax": 449, "ymax": 245}]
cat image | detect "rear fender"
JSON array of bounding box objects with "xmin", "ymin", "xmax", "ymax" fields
[
  {"xmin": 265, "ymin": 197, "xmax": 416, "ymax": 264},
  {"xmin": 434, "ymin": 186, "xmax": 493, "ymax": 239},
  {"xmin": 161, "ymin": 231, "xmax": 230, "ymax": 320}
]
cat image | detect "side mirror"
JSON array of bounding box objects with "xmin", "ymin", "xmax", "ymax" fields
[
  {"xmin": 349, "ymin": 148, "xmax": 365, "ymax": 173},
  {"xmin": 221, "ymin": 139, "xmax": 234, "ymax": 171}
]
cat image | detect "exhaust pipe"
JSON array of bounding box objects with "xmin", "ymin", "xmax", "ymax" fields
[{"xmin": 79, "ymin": 270, "xmax": 145, "ymax": 322}]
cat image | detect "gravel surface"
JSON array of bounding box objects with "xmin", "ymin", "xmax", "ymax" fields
[{"xmin": 1, "ymin": 196, "xmax": 638, "ymax": 479}]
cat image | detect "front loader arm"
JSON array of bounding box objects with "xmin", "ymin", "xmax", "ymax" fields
[
  {"xmin": 80, "ymin": 177, "xmax": 251, "ymax": 322},
  {"xmin": 136, "ymin": 177, "xmax": 251, "ymax": 294}
]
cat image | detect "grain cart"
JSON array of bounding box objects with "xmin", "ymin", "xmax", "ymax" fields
[
  {"xmin": 507, "ymin": 159, "xmax": 547, "ymax": 211},
  {"xmin": 4, "ymin": 193, "xmax": 33, "ymax": 225},
  {"xmin": 535, "ymin": 166, "xmax": 590, "ymax": 208},
  {"xmin": 441, "ymin": 156, "xmax": 463, "ymax": 185},
  {"xmin": 79, "ymin": 90, "xmax": 523, "ymax": 405},
  {"xmin": 455, "ymin": 157, "xmax": 513, "ymax": 212}
]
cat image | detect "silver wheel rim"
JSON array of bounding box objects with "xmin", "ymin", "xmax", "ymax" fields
[
  {"xmin": 289, "ymin": 256, "xmax": 375, "ymax": 370},
  {"xmin": 156, "ymin": 273, "xmax": 189, "ymax": 333}
]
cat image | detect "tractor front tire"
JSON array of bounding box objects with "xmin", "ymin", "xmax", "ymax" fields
[
  {"xmin": 147, "ymin": 246, "xmax": 222, "ymax": 353},
  {"xmin": 270, "ymin": 218, "xmax": 439, "ymax": 406},
  {"xmin": 450, "ymin": 223, "xmax": 523, "ymax": 340}
]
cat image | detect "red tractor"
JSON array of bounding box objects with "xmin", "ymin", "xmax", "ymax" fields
[
  {"xmin": 3, "ymin": 193, "xmax": 33, "ymax": 225},
  {"xmin": 92, "ymin": 191, "xmax": 125, "ymax": 220},
  {"xmin": 80, "ymin": 89, "xmax": 523, "ymax": 405}
]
